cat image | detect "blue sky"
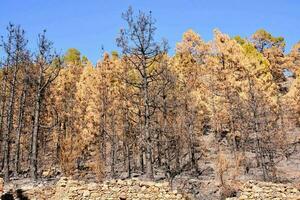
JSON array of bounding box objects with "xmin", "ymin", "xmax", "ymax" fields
[{"xmin": 1, "ymin": 0, "xmax": 299, "ymax": 63}]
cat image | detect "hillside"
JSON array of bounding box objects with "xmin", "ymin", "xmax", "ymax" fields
[{"xmin": 0, "ymin": 7, "xmax": 300, "ymax": 200}]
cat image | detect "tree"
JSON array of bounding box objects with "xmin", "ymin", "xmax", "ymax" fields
[
  {"xmin": 116, "ymin": 7, "xmax": 168, "ymax": 179},
  {"xmin": 251, "ymin": 29, "xmax": 285, "ymax": 53},
  {"xmin": 251, "ymin": 31, "xmax": 288, "ymax": 161},
  {"xmin": 209, "ymin": 30, "xmax": 281, "ymax": 181},
  {"xmin": 51, "ymin": 57, "xmax": 83, "ymax": 174},
  {"xmin": 174, "ymin": 29, "xmax": 210, "ymax": 171},
  {"xmin": 0, "ymin": 24, "xmax": 29, "ymax": 182},
  {"xmin": 287, "ymin": 41, "xmax": 300, "ymax": 76},
  {"xmin": 64, "ymin": 48, "xmax": 81, "ymax": 65},
  {"xmin": 30, "ymin": 30, "xmax": 61, "ymax": 180},
  {"xmin": 0, "ymin": 11, "xmax": 299, "ymax": 189},
  {"xmin": 286, "ymin": 42, "xmax": 300, "ymax": 126},
  {"xmin": 251, "ymin": 29, "xmax": 286, "ymax": 85},
  {"xmin": 96, "ymin": 53, "xmax": 122, "ymax": 178},
  {"xmin": 14, "ymin": 46, "xmax": 31, "ymax": 176}
]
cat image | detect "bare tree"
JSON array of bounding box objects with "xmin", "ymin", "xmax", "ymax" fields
[
  {"xmin": 14, "ymin": 58, "xmax": 30, "ymax": 175},
  {"xmin": 1, "ymin": 24, "xmax": 29, "ymax": 182},
  {"xmin": 117, "ymin": 7, "xmax": 168, "ymax": 179},
  {"xmin": 30, "ymin": 30, "xmax": 60, "ymax": 180}
]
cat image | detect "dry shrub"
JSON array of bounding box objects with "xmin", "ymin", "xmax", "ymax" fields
[
  {"xmin": 220, "ymin": 180, "xmax": 241, "ymax": 200},
  {"xmin": 220, "ymin": 185, "xmax": 237, "ymax": 200},
  {"xmin": 217, "ymin": 151, "xmax": 229, "ymax": 186},
  {"xmin": 232, "ymin": 152, "xmax": 245, "ymax": 179},
  {"xmin": 59, "ymin": 134, "xmax": 79, "ymax": 176},
  {"xmin": 89, "ymin": 149, "xmax": 105, "ymax": 181}
]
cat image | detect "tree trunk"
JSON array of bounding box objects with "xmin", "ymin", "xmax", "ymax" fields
[
  {"xmin": 157, "ymin": 133, "xmax": 161, "ymax": 167},
  {"xmin": 142, "ymin": 63, "xmax": 154, "ymax": 180},
  {"xmin": 189, "ymin": 123, "xmax": 197, "ymax": 170},
  {"xmin": 127, "ymin": 145, "xmax": 132, "ymax": 178},
  {"xmin": 99, "ymin": 94, "xmax": 107, "ymax": 164},
  {"xmin": 0, "ymin": 75, "xmax": 7, "ymax": 171},
  {"xmin": 3, "ymin": 68, "xmax": 18, "ymax": 182},
  {"xmin": 140, "ymin": 150, "xmax": 145, "ymax": 174},
  {"xmin": 14, "ymin": 85, "xmax": 27, "ymax": 175},
  {"xmin": 123, "ymin": 109, "xmax": 132, "ymax": 178},
  {"xmin": 110, "ymin": 114, "xmax": 117, "ymax": 178},
  {"xmin": 31, "ymin": 90, "xmax": 41, "ymax": 180},
  {"xmin": 175, "ymin": 136, "xmax": 180, "ymax": 170}
]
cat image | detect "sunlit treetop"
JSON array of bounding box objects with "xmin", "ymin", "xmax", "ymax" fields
[
  {"xmin": 251, "ymin": 29, "xmax": 285, "ymax": 53},
  {"xmin": 64, "ymin": 48, "xmax": 81, "ymax": 65}
]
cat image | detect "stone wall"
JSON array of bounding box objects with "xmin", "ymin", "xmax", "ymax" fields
[
  {"xmin": 22, "ymin": 177, "xmax": 189, "ymax": 200},
  {"xmin": 5, "ymin": 178, "xmax": 300, "ymax": 199},
  {"xmin": 227, "ymin": 180, "xmax": 300, "ymax": 200}
]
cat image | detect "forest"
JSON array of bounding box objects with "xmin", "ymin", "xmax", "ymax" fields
[{"xmin": 0, "ymin": 7, "xmax": 299, "ymax": 193}]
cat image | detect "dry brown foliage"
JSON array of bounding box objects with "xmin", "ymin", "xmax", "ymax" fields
[
  {"xmin": 59, "ymin": 134, "xmax": 79, "ymax": 176},
  {"xmin": 216, "ymin": 151, "xmax": 229, "ymax": 186}
]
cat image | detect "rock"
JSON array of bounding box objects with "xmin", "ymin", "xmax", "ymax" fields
[
  {"xmin": 88, "ymin": 182, "xmax": 98, "ymax": 190},
  {"xmin": 119, "ymin": 192, "xmax": 127, "ymax": 199},
  {"xmin": 290, "ymin": 188, "xmax": 299, "ymax": 193},
  {"xmin": 126, "ymin": 179, "xmax": 133, "ymax": 186},
  {"xmin": 146, "ymin": 181, "xmax": 155, "ymax": 187},
  {"xmin": 117, "ymin": 179, "xmax": 126, "ymax": 186},
  {"xmin": 42, "ymin": 170, "xmax": 50, "ymax": 177},
  {"xmin": 239, "ymin": 195, "xmax": 248, "ymax": 200},
  {"xmin": 141, "ymin": 186, "xmax": 147, "ymax": 191},
  {"xmin": 281, "ymin": 193, "xmax": 287, "ymax": 198},
  {"xmin": 155, "ymin": 182, "xmax": 169, "ymax": 188},
  {"xmin": 102, "ymin": 183, "xmax": 109, "ymax": 190},
  {"xmin": 132, "ymin": 184, "xmax": 140, "ymax": 191},
  {"xmin": 82, "ymin": 190, "xmax": 90, "ymax": 197}
]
